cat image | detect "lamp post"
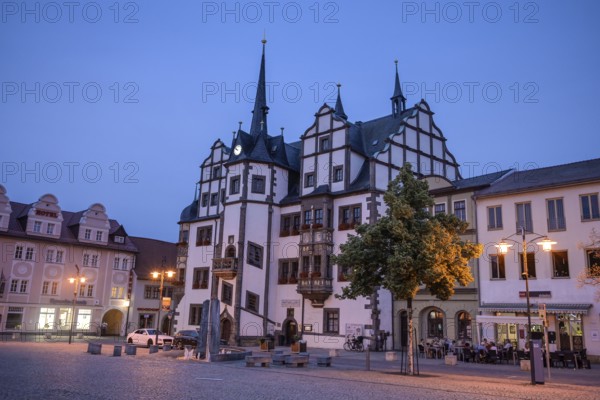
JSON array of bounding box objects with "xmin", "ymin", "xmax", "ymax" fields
[
  {"xmin": 151, "ymin": 259, "xmax": 175, "ymax": 346},
  {"xmin": 68, "ymin": 264, "xmax": 86, "ymax": 344},
  {"xmin": 496, "ymin": 227, "xmax": 556, "ymax": 385}
]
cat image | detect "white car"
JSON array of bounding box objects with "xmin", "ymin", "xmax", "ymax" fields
[{"xmin": 127, "ymin": 329, "xmax": 174, "ymax": 347}]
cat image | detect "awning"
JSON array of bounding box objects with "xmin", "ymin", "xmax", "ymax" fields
[
  {"xmin": 479, "ymin": 303, "xmax": 593, "ymax": 315},
  {"xmin": 476, "ymin": 315, "xmax": 543, "ymax": 325}
]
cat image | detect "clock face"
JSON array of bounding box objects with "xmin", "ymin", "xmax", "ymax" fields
[{"xmin": 234, "ymin": 145, "xmax": 242, "ymax": 155}]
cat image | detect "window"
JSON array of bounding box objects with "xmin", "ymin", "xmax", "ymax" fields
[
  {"xmin": 427, "ymin": 309, "xmax": 444, "ymax": 338},
  {"xmin": 520, "ymin": 252, "xmax": 536, "ymax": 279},
  {"xmin": 19, "ymin": 280, "xmax": 28, "ymax": 293},
  {"xmin": 47, "ymin": 223, "xmax": 55, "ymax": 234},
  {"xmin": 83, "ymin": 254, "xmax": 90, "ymax": 266},
  {"xmin": 586, "ymin": 249, "xmax": 600, "ymax": 277},
  {"xmin": 212, "ymin": 166, "xmax": 221, "ymax": 179},
  {"xmin": 320, "ymin": 136, "xmax": 330, "ymax": 152},
  {"xmin": 304, "ymin": 210, "xmax": 312, "ymax": 225},
  {"xmin": 10, "ymin": 280, "xmax": 18, "ymax": 293},
  {"xmin": 352, "ymin": 206, "xmax": 361, "ymax": 224},
  {"xmin": 210, "ymin": 193, "xmax": 218, "ymax": 206},
  {"xmin": 25, "ymin": 247, "xmax": 34, "ymax": 261},
  {"xmin": 333, "ymin": 165, "xmax": 343, "ymax": 182},
  {"xmin": 114, "ymin": 257, "xmax": 120, "ymax": 270},
  {"xmin": 490, "ymin": 254, "xmax": 506, "ymax": 279},
  {"xmin": 338, "ymin": 264, "xmax": 351, "ymax": 281},
  {"xmin": 144, "ymin": 285, "xmax": 160, "ymax": 299},
  {"xmin": 580, "ymin": 194, "xmax": 600, "ymax": 221},
  {"xmin": 281, "ymin": 215, "xmax": 291, "ymax": 234},
  {"xmin": 179, "ymin": 230, "xmax": 189, "ymax": 244},
  {"xmin": 434, "ymin": 203, "xmax": 446, "ymax": 215},
  {"xmin": 314, "ymin": 209, "xmax": 323, "ymax": 225},
  {"xmin": 111, "ymin": 286, "xmax": 125, "ymax": 299},
  {"xmin": 247, "ymin": 242, "xmax": 263, "ymax": 268},
  {"xmin": 292, "ymin": 215, "xmax": 300, "ymax": 231},
  {"xmin": 201, "ymin": 193, "xmax": 209, "ymax": 207},
  {"xmin": 313, "ymin": 255, "xmax": 321, "ymax": 275},
  {"xmin": 84, "ymin": 229, "xmax": 91, "ymax": 240},
  {"xmin": 278, "ymin": 259, "xmax": 299, "ymax": 284},
  {"xmin": 42, "ymin": 281, "xmax": 50, "ymax": 295},
  {"xmin": 230, "ymin": 176, "xmax": 240, "ymax": 195},
  {"xmin": 91, "ymin": 255, "xmax": 98, "ymax": 267},
  {"xmin": 487, "ymin": 206, "xmax": 503, "ymax": 229},
  {"xmin": 189, "ymin": 304, "xmax": 203, "ymax": 325},
  {"xmin": 516, "ymin": 202, "xmax": 533, "ymax": 233},
  {"xmin": 552, "ymin": 251, "xmax": 569, "ymax": 278},
  {"xmin": 14, "ymin": 245, "xmax": 23, "ymax": 259},
  {"xmin": 38, "ymin": 308, "xmax": 55, "ymax": 330},
  {"xmin": 114, "ymin": 236, "xmax": 125, "ymax": 243},
  {"xmin": 122, "ymin": 259, "xmax": 128, "ymax": 270},
  {"xmin": 196, "ymin": 226, "xmax": 212, "ymax": 246},
  {"xmin": 33, "ymin": 221, "xmax": 41, "ymax": 233},
  {"xmin": 246, "ymin": 291, "xmax": 259, "ymax": 313},
  {"xmin": 453, "ymin": 200, "xmax": 466, "ymax": 221},
  {"xmin": 46, "ymin": 250, "xmax": 55, "ymax": 263},
  {"xmin": 547, "ymin": 198, "xmax": 566, "ymax": 231},
  {"xmin": 251, "ymin": 175, "xmax": 266, "ymax": 194},
  {"xmin": 323, "ymin": 309, "xmax": 339, "ymax": 334},
  {"xmin": 221, "ymin": 282, "xmax": 233, "ymax": 305},
  {"xmin": 56, "ymin": 250, "xmax": 63, "ymax": 263},
  {"xmin": 96, "ymin": 231, "xmax": 103, "ymax": 241},
  {"xmin": 192, "ymin": 268, "xmax": 209, "ymax": 289},
  {"xmin": 304, "ymin": 173, "xmax": 314, "ymax": 188},
  {"xmin": 457, "ymin": 312, "xmax": 472, "ymax": 341},
  {"xmin": 302, "ymin": 256, "xmax": 310, "ymax": 275}
]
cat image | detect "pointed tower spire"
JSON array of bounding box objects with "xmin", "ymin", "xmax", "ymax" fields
[
  {"xmin": 391, "ymin": 60, "xmax": 406, "ymax": 117},
  {"xmin": 334, "ymin": 83, "xmax": 347, "ymax": 120},
  {"xmin": 250, "ymin": 37, "xmax": 269, "ymax": 137}
]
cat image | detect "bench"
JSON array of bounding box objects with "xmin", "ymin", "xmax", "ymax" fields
[
  {"xmin": 245, "ymin": 355, "xmax": 271, "ymax": 367},
  {"xmin": 272, "ymin": 354, "xmax": 287, "ymax": 365},
  {"xmin": 286, "ymin": 355, "xmax": 309, "ymax": 367},
  {"xmin": 317, "ymin": 356, "xmax": 331, "ymax": 367}
]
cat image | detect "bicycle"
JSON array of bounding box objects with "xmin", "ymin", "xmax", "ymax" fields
[{"xmin": 343, "ymin": 334, "xmax": 364, "ymax": 352}]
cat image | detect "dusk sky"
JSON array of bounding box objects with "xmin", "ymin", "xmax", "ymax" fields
[{"xmin": 1, "ymin": 1, "xmax": 599, "ymax": 242}]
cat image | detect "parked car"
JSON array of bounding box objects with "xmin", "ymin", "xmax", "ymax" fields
[
  {"xmin": 173, "ymin": 329, "xmax": 200, "ymax": 350},
  {"xmin": 127, "ymin": 329, "xmax": 173, "ymax": 347}
]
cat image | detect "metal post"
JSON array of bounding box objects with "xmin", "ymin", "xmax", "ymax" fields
[
  {"xmin": 522, "ymin": 227, "xmax": 536, "ymax": 386},
  {"xmin": 155, "ymin": 272, "xmax": 164, "ymax": 345},
  {"xmin": 68, "ymin": 280, "xmax": 78, "ymax": 344}
]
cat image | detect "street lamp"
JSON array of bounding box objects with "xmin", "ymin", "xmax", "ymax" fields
[
  {"xmin": 151, "ymin": 264, "xmax": 175, "ymax": 346},
  {"xmin": 496, "ymin": 227, "xmax": 556, "ymax": 385},
  {"xmin": 68, "ymin": 264, "xmax": 86, "ymax": 344}
]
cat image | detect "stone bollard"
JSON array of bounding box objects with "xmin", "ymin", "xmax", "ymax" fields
[
  {"xmin": 87, "ymin": 343, "xmax": 93, "ymax": 353},
  {"xmin": 89, "ymin": 343, "xmax": 102, "ymax": 355},
  {"xmin": 113, "ymin": 345, "xmax": 122, "ymax": 357},
  {"xmin": 184, "ymin": 345, "xmax": 193, "ymax": 360},
  {"xmin": 385, "ymin": 351, "xmax": 398, "ymax": 361},
  {"xmin": 329, "ymin": 349, "xmax": 341, "ymax": 357},
  {"xmin": 149, "ymin": 345, "xmax": 159, "ymax": 354},
  {"xmin": 125, "ymin": 345, "xmax": 137, "ymax": 355}
]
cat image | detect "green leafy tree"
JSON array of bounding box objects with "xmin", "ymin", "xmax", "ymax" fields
[
  {"xmin": 577, "ymin": 229, "xmax": 600, "ymax": 301},
  {"xmin": 333, "ymin": 163, "xmax": 482, "ymax": 374}
]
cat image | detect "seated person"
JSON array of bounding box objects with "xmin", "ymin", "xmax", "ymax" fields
[{"xmin": 503, "ymin": 339, "xmax": 513, "ymax": 350}]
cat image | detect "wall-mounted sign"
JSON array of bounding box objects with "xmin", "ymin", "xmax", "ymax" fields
[
  {"xmin": 519, "ymin": 291, "xmax": 551, "ymax": 298},
  {"xmin": 281, "ymin": 299, "xmax": 300, "ymax": 308}
]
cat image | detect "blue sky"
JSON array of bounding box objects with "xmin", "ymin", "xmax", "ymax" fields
[{"xmin": 1, "ymin": 1, "xmax": 599, "ymax": 242}]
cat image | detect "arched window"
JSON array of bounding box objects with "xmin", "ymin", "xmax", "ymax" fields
[
  {"xmin": 457, "ymin": 311, "xmax": 472, "ymax": 340},
  {"xmin": 427, "ymin": 309, "xmax": 444, "ymax": 338},
  {"xmin": 225, "ymin": 245, "xmax": 236, "ymax": 258}
]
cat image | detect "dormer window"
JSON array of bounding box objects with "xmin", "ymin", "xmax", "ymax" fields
[
  {"xmin": 33, "ymin": 221, "xmax": 41, "ymax": 233},
  {"xmin": 304, "ymin": 173, "xmax": 315, "ymax": 188},
  {"xmin": 114, "ymin": 236, "xmax": 125, "ymax": 244},
  {"xmin": 47, "ymin": 223, "xmax": 55, "ymax": 235},
  {"xmin": 96, "ymin": 231, "xmax": 103, "ymax": 241},
  {"xmin": 84, "ymin": 229, "xmax": 91, "ymax": 240}
]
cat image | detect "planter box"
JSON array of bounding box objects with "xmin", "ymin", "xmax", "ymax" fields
[{"xmin": 445, "ymin": 355, "xmax": 457, "ymax": 366}]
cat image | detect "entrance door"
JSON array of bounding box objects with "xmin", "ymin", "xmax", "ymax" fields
[
  {"xmin": 220, "ymin": 319, "xmax": 231, "ymax": 345},
  {"xmin": 284, "ymin": 320, "xmax": 297, "ymax": 345},
  {"xmin": 102, "ymin": 309, "xmax": 124, "ymax": 336},
  {"xmin": 400, "ymin": 311, "xmax": 408, "ymax": 348}
]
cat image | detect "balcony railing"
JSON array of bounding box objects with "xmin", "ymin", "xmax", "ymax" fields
[
  {"xmin": 296, "ymin": 276, "xmax": 333, "ymax": 307},
  {"xmin": 212, "ymin": 257, "xmax": 238, "ymax": 279}
]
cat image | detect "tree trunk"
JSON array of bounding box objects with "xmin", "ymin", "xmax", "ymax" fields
[{"xmin": 407, "ymin": 297, "xmax": 414, "ymax": 375}]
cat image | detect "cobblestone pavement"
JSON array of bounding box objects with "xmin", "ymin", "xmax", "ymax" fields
[{"xmin": 0, "ymin": 340, "xmax": 599, "ymax": 400}]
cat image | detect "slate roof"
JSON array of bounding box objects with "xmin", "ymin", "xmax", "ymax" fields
[
  {"xmin": 129, "ymin": 236, "xmax": 177, "ymax": 279},
  {"xmin": 475, "ymin": 158, "xmax": 600, "ymax": 198},
  {"xmin": 1, "ymin": 201, "xmax": 138, "ymax": 252},
  {"xmin": 226, "ymin": 129, "xmax": 301, "ymax": 171},
  {"xmin": 179, "ymin": 199, "xmax": 198, "ymax": 223}
]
